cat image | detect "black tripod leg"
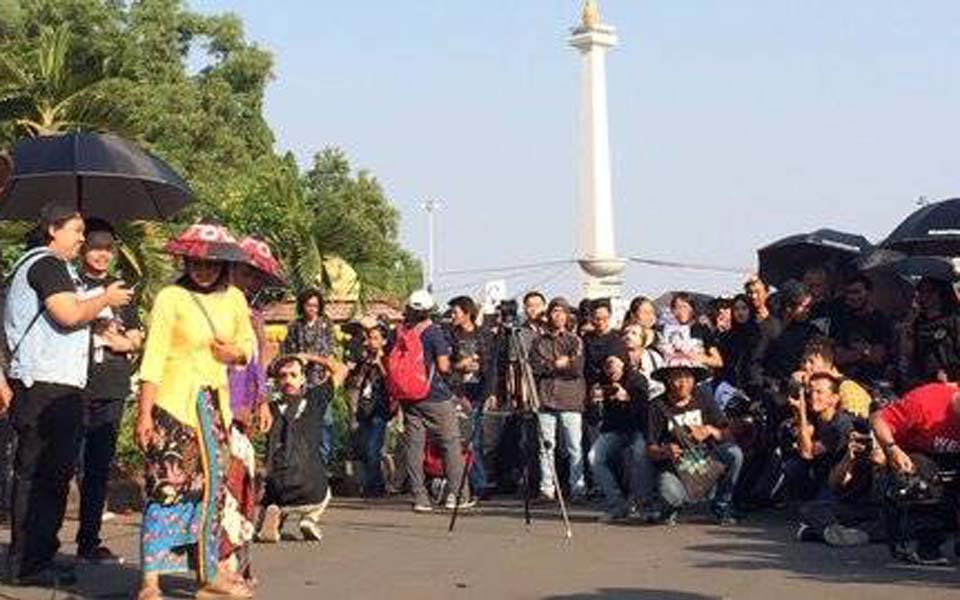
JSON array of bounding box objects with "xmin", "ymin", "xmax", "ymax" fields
[{"xmin": 447, "ymin": 442, "xmax": 472, "ymax": 534}]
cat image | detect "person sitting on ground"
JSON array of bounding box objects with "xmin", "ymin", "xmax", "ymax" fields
[
  {"xmin": 587, "ymin": 355, "xmax": 653, "ymax": 521},
  {"xmin": 646, "ymin": 351, "xmax": 743, "ymax": 525},
  {"xmin": 258, "ymin": 355, "xmax": 346, "ymax": 543},
  {"xmin": 782, "ymin": 373, "xmax": 859, "ymax": 502},
  {"xmin": 872, "ymin": 382, "xmax": 960, "ymax": 565},
  {"xmin": 796, "ymin": 419, "xmax": 886, "ymax": 548},
  {"xmin": 830, "ymin": 274, "xmax": 894, "ymax": 386},
  {"xmin": 792, "ymin": 337, "xmax": 872, "ymax": 419}
]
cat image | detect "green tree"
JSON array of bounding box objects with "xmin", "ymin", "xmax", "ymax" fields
[{"xmin": 304, "ymin": 148, "xmax": 422, "ymax": 300}]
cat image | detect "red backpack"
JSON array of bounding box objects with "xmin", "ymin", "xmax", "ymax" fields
[{"xmin": 386, "ymin": 321, "xmax": 434, "ymax": 403}]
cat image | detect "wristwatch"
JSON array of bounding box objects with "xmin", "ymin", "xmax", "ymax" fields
[{"xmin": 882, "ymin": 440, "xmax": 898, "ymax": 453}]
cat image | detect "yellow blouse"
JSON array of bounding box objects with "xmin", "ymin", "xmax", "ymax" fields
[
  {"xmin": 140, "ymin": 284, "xmax": 255, "ymax": 429},
  {"xmin": 839, "ymin": 379, "xmax": 871, "ymax": 419}
]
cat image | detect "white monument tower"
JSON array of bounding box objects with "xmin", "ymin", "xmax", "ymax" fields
[{"xmin": 569, "ymin": 0, "xmax": 625, "ymax": 300}]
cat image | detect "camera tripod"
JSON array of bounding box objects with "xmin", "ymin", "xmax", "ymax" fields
[{"xmin": 447, "ymin": 324, "xmax": 574, "ymax": 540}]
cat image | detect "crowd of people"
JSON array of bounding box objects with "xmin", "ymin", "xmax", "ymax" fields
[{"xmin": 0, "ymin": 203, "xmax": 959, "ymax": 598}]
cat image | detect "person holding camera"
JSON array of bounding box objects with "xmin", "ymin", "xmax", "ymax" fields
[
  {"xmin": 76, "ymin": 220, "xmax": 143, "ymax": 566},
  {"xmin": 345, "ymin": 317, "xmax": 392, "ymax": 498},
  {"xmin": 796, "ymin": 421, "xmax": 885, "ymax": 548},
  {"xmin": 782, "ymin": 373, "xmax": 858, "ymax": 502},
  {"xmin": 258, "ymin": 356, "xmax": 343, "ymax": 543},
  {"xmin": 872, "ymin": 382, "xmax": 960, "ymax": 565},
  {"xmin": 587, "ymin": 355, "xmax": 653, "ymax": 521},
  {"xmin": 4, "ymin": 204, "xmax": 133, "ymax": 587},
  {"xmin": 530, "ymin": 297, "xmax": 587, "ymax": 502},
  {"xmin": 448, "ymin": 296, "xmax": 497, "ymax": 500}
]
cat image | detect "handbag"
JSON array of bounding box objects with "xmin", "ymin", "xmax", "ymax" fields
[{"xmin": 653, "ymin": 398, "xmax": 728, "ymax": 502}]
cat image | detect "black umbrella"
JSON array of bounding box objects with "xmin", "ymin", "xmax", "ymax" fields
[
  {"xmin": 880, "ymin": 198, "xmax": 960, "ymax": 256},
  {"xmin": 859, "ymin": 249, "xmax": 960, "ymax": 283},
  {"xmin": 758, "ymin": 228, "xmax": 871, "ymax": 287},
  {"xmin": 852, "ymin": 249, "xmax": 916, "ymax": 317},
  {"xmin": 0, "ymin": 132, "xmax": 192, "ymax": 221}
]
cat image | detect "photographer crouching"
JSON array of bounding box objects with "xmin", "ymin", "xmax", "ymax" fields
[{"xmin": 872, "ymin": 382, "xmax": 960, "ymax": 565}]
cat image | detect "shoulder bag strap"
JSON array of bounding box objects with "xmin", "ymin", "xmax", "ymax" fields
[{"xmin": 186, "ymin": 291, "xmax": 220, "ymax": 340}]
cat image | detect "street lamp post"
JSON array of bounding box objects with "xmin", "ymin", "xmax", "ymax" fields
[{"xmin": 421, "ymin": 200, "xmax": 439, "ymax": 293}]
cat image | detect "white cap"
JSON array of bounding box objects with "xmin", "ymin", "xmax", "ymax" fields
[{"xmin": 407, "ymin": 289, "xmax": 435, "ymax": 311}]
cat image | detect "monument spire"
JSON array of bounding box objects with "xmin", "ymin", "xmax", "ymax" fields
[{"xmin": 569, "ymin": 1, "xmax": 624, "ymax": 299}]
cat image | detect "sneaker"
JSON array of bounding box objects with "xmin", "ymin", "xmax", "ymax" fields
[
  {"xmin": 299, "ymin": 519, "xmax": 323, "ymax": 542},
  {"xmin": 711, "ymin": 502, "xmax": 738, "ymax": 526},
  {"xmin": 78, "ymin": 545, "xmax": 125, "ymax": 565},
  {"xmin": 796, "ymin": 522, "xmax": 816, "ymax": 543},
  {"xmin": 257, "ymin": 504, "xmax": 281, "ymax": 543},
  {"xmin": 915, "ymin": 545, "xmax": 950, "ymax": 566},
  {"xmin": 444, "ymin": 494, "xmax": 477, "ymax": 510},
  {"xmin": 412, "ymin": 501, "xmax": 434, "ymax": 513},
  {"xmin": 823, "ymin": 524, "xmax": 869, "ymax": 548}
]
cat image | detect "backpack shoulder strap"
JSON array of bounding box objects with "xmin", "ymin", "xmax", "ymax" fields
[{"xmin": 5, "ymin": 247, "xmax": 57, "ymax": 361}]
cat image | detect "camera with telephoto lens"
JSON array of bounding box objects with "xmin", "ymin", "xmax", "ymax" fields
[{"xmin": 883, "ymin": 467, "xmax": 943, "ymax": 507}]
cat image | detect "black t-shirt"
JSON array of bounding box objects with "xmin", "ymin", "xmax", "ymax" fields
[
  {"xmin": 81, "ymin": 273, "xmax": 141, "ymax": 400},
  {"xmin": 647, "ymin": 394, "xmax": 729, "ymax": 462},
  {"xmin": 265, "ymin": 385, "xmax": 330, "ymax": 506},
  {"xmin": 27, "ymin": 255, "xmax": 76, "ymax": 301},
  {"xmin": 450, "ymin": 326, "xmax": 496, "ymax": 401},
  {"xmin": 599, "ymin": 370, "xmax": 649, "ymax": 434},
  {"xmin": 583, "ymin": 329, "xmax": 625, "ymax": 387},
  {"xmin": 810, "ymin": 411, "xmax": 858, "ymax": 480}
]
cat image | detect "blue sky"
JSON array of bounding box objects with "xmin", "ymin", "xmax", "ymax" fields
[{"xmin": 191, "ymin": 1, "xmax": 960, "ymax": 301}]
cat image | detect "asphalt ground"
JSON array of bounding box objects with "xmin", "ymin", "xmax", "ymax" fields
[{"xmin": 0, "ymin": 497, "xmax": 956, "ymax": 600}]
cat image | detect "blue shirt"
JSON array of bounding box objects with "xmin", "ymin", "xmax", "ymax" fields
[{"xmin": 420, "ymin": 323, "xmax": 453, "ymax": 402}]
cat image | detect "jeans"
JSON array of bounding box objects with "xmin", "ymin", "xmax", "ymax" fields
[
  {"xmin": 537, "ymin": 410, "xmax": 585, "ymax": 497},
  {"xmin": 402, "ymin": 400, "xmax": 466, "ymax": 504},
  {"xmin": 464, "ymin": 383, "xmax": 487, "ymax": 495},
  {"xmin": 76, "ymin": 398, "xmax": 124, "ymax": 553},
  {"xmin": 7, "ymin": 381, "xmax": 84, "ymax": 578},
  {"xmin": 658, "ymin": 442, "xmax": 744, "ymax": 510},
  {"xmin": 358, "ymin": 416, "xmax": 387, "ymax": 496},
  {"xmin": 321, "ymin": 402, "xmax": 334, "ymax": 464},
  {"xmin": 588, "ymin": 430, "xmax": 655, "ymax": 512}
]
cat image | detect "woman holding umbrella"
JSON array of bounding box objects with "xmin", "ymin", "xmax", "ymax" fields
[{"xmin": 135, "ymin": 223, "xmax": 255, "ymax": 600}]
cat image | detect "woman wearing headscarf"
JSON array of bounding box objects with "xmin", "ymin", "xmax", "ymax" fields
[
  {"xmin": 135, "ymin": 223, "xmax": 256, "ymax": 600},
  {"xmin": 221, "ymin": 235, "xmax": 286, "ymax": 587}
]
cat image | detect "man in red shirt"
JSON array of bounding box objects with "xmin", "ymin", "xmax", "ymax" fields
[{"xmin": 872, "ymin": 382, "xmax": 960, "ymax": 564}]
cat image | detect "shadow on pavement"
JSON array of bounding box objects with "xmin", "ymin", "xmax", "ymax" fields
[
  {"xmin": 543, "ymin": 588, "xmax": 722, "ymax": 600},
  {"xmin": 684, "ymin": 512, "xmax": 960, "ymax": 590}
]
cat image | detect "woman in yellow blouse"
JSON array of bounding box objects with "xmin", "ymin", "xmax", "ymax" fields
[{"xmin": 135, "ymin": 224, "xmax": 255, "ymax": 600}]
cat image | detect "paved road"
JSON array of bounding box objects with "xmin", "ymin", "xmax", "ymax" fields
[{"xmin": 0, "ymin": 498, "xmax": 956, "ymax": 599}]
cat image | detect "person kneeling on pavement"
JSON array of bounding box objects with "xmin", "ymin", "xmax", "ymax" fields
[
  {"xmin": 258, "ymin": 355, "xmax": 344, "ymax": 543},
  {"xmin": 871, "ymin": 382, "xmax": 960, "ymax": 565},
  {"xmin": 646, "ymin": 351, "xmax": 743, "ymax": 525},
  {"xmin": 587, "ymin": 355, "xmax": 655, "ymax": 522}
]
